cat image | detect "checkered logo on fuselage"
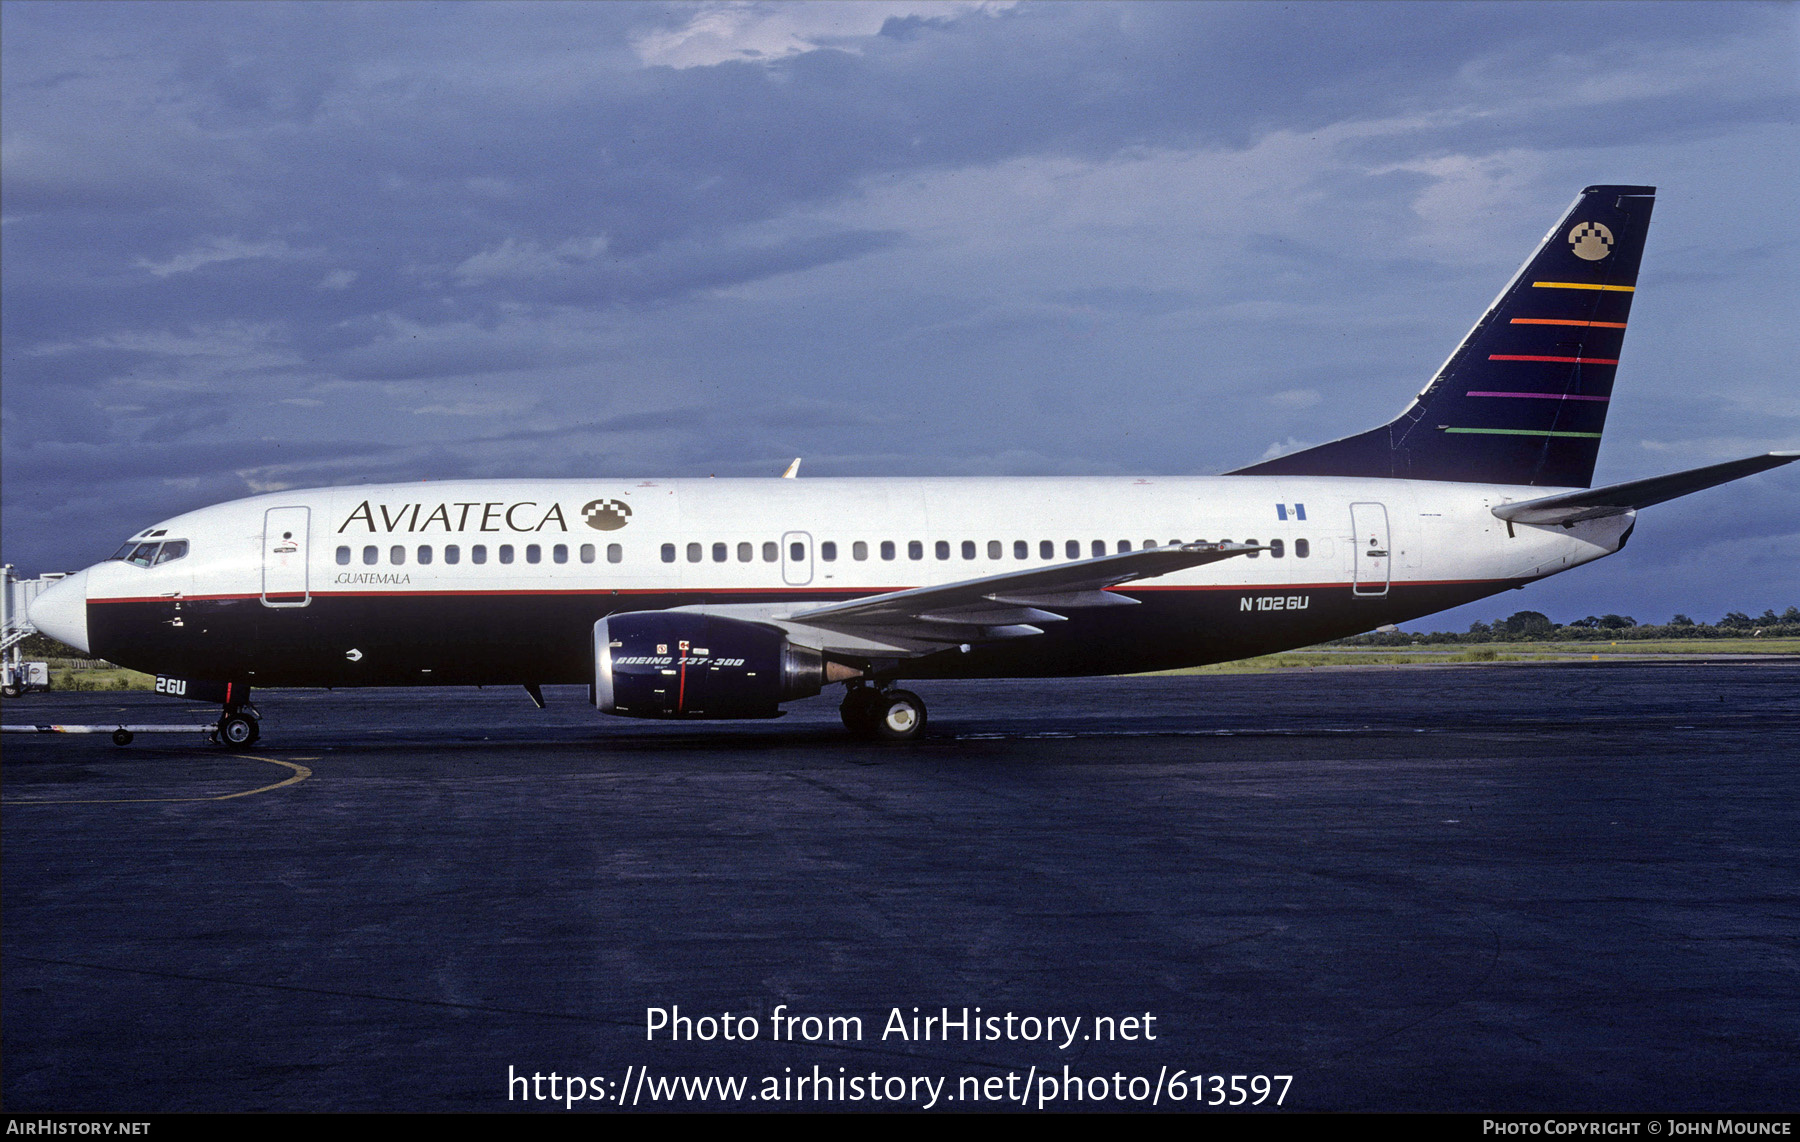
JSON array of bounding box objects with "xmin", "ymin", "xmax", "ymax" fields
[{"xmin": 582, "ymin": 499, "xmax": 632, "ymax": 531}]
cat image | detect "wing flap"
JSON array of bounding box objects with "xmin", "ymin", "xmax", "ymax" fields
[
  {"xmin": 917, "ymin": 605, "xmax": 1066, "ymax": 626},
  {"xmin": 985, "ymin": 589, "xmax": 1140, "ymax": 609}
]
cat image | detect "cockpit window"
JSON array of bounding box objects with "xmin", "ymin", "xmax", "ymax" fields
[{"xmin": 111, "ymin": 539, "xmax": 189, "ymax": 567}]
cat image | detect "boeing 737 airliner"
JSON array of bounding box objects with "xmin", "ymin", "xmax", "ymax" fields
[{"xmin": 26, "ymin": 185, "xmax": 1796, "ymax": 743}]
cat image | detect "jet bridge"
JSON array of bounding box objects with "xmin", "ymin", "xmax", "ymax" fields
[{"xmin": 3, "ymin": 564, "xmax": 62, "ymax": 695}]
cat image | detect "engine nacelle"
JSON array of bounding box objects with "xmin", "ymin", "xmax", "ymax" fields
[{"xmin": 594, "ymin": 612, "xmax": 837, "ymax": 719}]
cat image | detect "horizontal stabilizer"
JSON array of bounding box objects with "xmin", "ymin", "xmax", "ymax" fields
[{"xmin": 1492, "ymin": 451, "xmax": 1798, "ymax": 525}]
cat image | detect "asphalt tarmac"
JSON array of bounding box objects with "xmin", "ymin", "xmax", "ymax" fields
[{"xmin": 4, "ymin": 661, "xmax": 1797, "ymax": 1113}]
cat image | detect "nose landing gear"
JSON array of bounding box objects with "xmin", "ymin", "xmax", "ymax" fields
[
  {"xmin": 840, "ymin": 684, "xmax": 928, "ymax": 742},
  {"xmin": 211, "ymin": 695, "xmax": 261, "ymax": 747}
]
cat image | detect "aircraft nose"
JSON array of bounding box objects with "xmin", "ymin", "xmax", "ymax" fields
[{"xmin": 28, "ymin": 569, "xmax": 90, "ymax": 655}]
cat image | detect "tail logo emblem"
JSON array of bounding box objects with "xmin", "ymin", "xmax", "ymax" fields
[{"xmin": 1568, "ymin": 221, "xmax": 1614, "ymax": 261}]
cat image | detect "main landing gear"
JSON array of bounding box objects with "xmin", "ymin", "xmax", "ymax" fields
[{"xmin": 840, "ymin": 684, "xmax": 928, "ymax": 742}]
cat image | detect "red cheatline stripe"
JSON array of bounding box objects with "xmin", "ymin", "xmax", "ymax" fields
[
  {"xmin": 1488, "ymin": 354, "xmax": 1619, "ymax": 364},
  {"xmin": 1509, "ymin": 318, "xmax": 1628, "ymax": 329},
  {"xmin": 1466, "ymin": 391, "xmax": 1611, "ymax": 401}
]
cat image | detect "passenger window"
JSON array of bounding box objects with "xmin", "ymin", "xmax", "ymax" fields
[
  {"xmin": 661, "ymin": 544, "xmax": 676, "ymax": 563},
  {"xmin": 1245, "ymin": 538, "xmax": 1259, "ymax": 558},
  {"xmin": 1013, "ymin": 540, "xmax": 1028, "ymax": 560},
  {"xmin": 607, "ymin": 543, "xmax": 622, "ymax": 564},
  {"xmin": 962, "ymin": 540, "xmax": 976, "ymax": 560},
  {"xmin": 987, "ymin": 540, "xmax": 1002, "ymax": 560},
  {"xmin": 526, "ymin": 544, "xmax": 541, "ymax": 564},
  {"xmin": 473, "ymin": 545, "xmax": 488, "ymax": 564},
  {"xmin": 1092, "ymin": 540, "xmax": 1106, "ymax": 558},
  {"xmin": 687, "ymin": 543, "xmax": 702, "ymax": 563},
  {"xmin": 853, "ymin": 541, "xmax": 868, "ymax": 561},
  {"xmin": 1040, "ymin": 540, "xmax": 1053, "ymax": 559},
  {"xmin": 908, "ymin": 540, "xmax": 923, "ymax": 561},
  {"xmin": 820, "ymin": 542, "xmax": 836, "ymax": 562},
  {"xmin": 553, "ymin": 544, "xmax": 568, "ymax": 564},
  {"xmin": 1296, "ymin": 538, "xmax": 1310, "ymax": 558},
  {"xmin": 336, "ymin": 546, "xmax": 351, "ymax": 566},
  {"xmin": 881, "ymin": 541, "xmax": 896, "ymax": 561},
  {"xmin": 1117, "ymin": 540, "xmax": 1132, "ymax": 553},
  {"xmin": 1066, "ymin": 540, "xmax": 1079, "ymax": 559},
  {"xmin": 790, "ymin": 541, "xmax": 805, "ymax": 562},
  {"xmin": 580, "ymin": 544, "xmax": 595, "ymax": 564},
  {"xmin": 1143, "ymin": 540, "xmax": 1157, "ymax": 549},
  {"xmin": 499, "ymin": 545, "xmax": 514, "ymax": 564},
  {"xmin": 390, "ymin": 545, "xmax": 406, "ymax": 565},
  {"xmin": 763, "ymin": 542, "xmax": 778, "ymax": 563},
  {"xmin": 936, "ymin": 540, "xmax": 950, "ymax": 560},
  {"xmin": 757, "ymin": 542, "xmax": 773, "ymax": 562},
  {"xmin": 363, "ymin": 546, "xmax": 378, "ymax": 566},
  {"xmin": 712, "ymin": 542, "xmax": 727, "ymax": 563},
  {"xmin": 418, "ymin": 546, "xmax": 433, "ymax": 565},
  {"xmin": 446, "ymin": 545, "xmax": 461, "ymax": 564},
  {"xmin": 1269, "ymin": 539, "xmax": 1285, "ymax": 558}
]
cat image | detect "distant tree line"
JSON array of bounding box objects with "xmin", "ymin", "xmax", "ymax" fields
[{"xmin": 1333, "ymin": 606, "xmax": 1800, "ymax": 645}]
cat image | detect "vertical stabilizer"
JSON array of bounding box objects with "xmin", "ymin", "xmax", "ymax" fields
[{"xmin": 1230, "ymin": 185, "xmax": 1656, "ymax": 487}]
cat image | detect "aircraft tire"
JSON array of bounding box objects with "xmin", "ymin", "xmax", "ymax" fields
[
  {"xmin": 840, "ymin": 687, "xmax": 882, "ymax": 738},
  {"xmin": 2, "ymin": 684, "xmax": 21, "ymax": 699},
  {"xmin": 871, "ymin": 689, "xmax": 927, "ymax": 742},
  {"xmin": 218, "ymin": 713, "xmax": 259, "ymax": 746}
]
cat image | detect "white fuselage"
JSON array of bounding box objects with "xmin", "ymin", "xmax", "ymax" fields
[{"xmin": 37, "ymin": 474, "xmax": 1629, "ymax": 689}]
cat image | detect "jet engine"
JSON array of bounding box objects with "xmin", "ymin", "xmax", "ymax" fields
[{"xmin": 593, "ymin": 612, "xmax": 856, "ymax": 718}]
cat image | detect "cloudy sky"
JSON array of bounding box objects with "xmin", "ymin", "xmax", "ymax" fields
[{"xmin": 4, "ymin": 0, "xmax": 1795, "ymax": 628}]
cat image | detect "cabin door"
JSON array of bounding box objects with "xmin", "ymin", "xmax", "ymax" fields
[
  {"xmin": 1350, "ymin": 502, "xmax": 1390, "ymax": 598},
  {"xmin": 262, "ymin": 506, "xmax": 312, "ymax": 607}
]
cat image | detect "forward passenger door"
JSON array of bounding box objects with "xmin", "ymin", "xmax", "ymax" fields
[{"xmin": 262, "ymin": 506, "xmax": 312, "ymax": 607}]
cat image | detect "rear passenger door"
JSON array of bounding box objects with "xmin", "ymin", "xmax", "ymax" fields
[{"xmin": 1350, "ymin": 502, "xmax": 1390, "ymax": 597}]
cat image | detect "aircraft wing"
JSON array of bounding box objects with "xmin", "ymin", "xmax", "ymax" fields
[
  {"xmin": 1492, "ymin": 451, "xmax": 1799, "ymax": 526},
  {"xmin": 668, "ymin": 541, "xmax": 1262, "ymax": 656},
  {"xmin": 761, "ymin": 541, "xmax": 1264, "ymax": 655}
]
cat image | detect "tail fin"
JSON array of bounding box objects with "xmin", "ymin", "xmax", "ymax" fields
[{"xmin": 1229, "ymin": 184, "xmax": 1656, "ymax": 487}]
